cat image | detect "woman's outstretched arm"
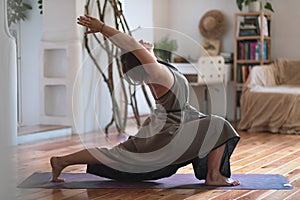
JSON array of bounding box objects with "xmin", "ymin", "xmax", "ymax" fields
[
  {"xmin": 77, "ymin": 15, "xmax": 155, "ymax": 66},
  {"xmin": 77, "ymin": 14, "xmax": 174, "ymax": 98}
]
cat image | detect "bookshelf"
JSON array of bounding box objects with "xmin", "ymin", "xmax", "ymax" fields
[{"xmin": 234, "ymin": 12, "xmax": 272, "ymax": 122}]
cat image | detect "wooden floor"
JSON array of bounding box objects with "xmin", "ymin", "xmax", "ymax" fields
[{"xmin": 16, "ymin": 126, "xmax": 300, "ymax": 200}]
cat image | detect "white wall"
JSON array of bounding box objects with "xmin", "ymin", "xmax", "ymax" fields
[
  {"xmin": 19, "ymin": 0, "xmax": 42, "ymax": 125},
  {"xmin": 271, "ymin": 0, "xmax": 300, "ymax": 59},
  {"xmin": 153, "ymin": 0, "xmax": 170, "ymax": 29}
]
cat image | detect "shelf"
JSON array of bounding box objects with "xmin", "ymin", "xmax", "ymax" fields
[
  {"xmin": 236, "ymin": 59, "xmax": 272, "ymax": 64},
  {"xmin": 43, "ymin": 49, "xmax": 67, "ymax": 78},
  {"xmin": 236, "ymin": 36, "xmax": 271, "ymax": 40},
  {"xmin": 44, "ymin": 85, "xmax": 67, "ymax": 117},
  {"xmin": 235, "ymin": 11, "xmax": 272, "ymax": 17}
]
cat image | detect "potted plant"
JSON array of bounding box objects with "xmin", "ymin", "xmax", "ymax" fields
[
  {"xmin": 7, "ymin": 0, "xmax": 32, "ymax": 27},
  {"xmin": 154, "ymin": 36, "xmax": 178, "ymax": 62},
  {"xmin": 236, "ymin": 0, "xmax": 274, "ymax": 13}
]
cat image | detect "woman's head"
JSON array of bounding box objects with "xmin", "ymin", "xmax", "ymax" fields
[{"xmin": 120, "ymin": 51, "xmax": 147, "ymax": 85}]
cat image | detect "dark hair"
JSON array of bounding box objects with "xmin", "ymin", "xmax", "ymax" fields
[
  {"xmin": 120, "ymin": 51, "xmax": 147, "ymax": 85},
  {"xmin": 120, "ymin": 51, "xmax": 179, "ymax": 85}
]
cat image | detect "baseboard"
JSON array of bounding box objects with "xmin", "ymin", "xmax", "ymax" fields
[{"xmin": 17, "ymin": 127, "xmax": 72, "ymax": 144}]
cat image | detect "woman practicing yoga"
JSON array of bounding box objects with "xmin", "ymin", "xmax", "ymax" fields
[{"xmin": 50, "ymin": 14, "xmax": 240, "ymax": 186}]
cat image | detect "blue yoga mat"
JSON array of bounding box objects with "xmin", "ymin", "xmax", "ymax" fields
[{"xmin": 18, "ymin": 172, "xmax": 293, "ymax": 190}]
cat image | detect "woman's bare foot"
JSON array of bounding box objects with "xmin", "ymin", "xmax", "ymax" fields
[
  {"xmin": 205, "ymin": 172, "xmax": 240, "ymax": 186},
  {"xmin": 50, "ymin": 157, "xmax": 66, "ymax": 182}
]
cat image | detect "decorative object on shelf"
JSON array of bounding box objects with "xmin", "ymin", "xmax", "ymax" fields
[
  {"xmin": 7, "ymin": 0, "xmax": 32, "ymax": 27},
  {"xmin": 202, "ymin": 38, "xmax": 221, "ymax": 56},
  {"xmin": 248, "ymin": 1, "xmax": 260, "ymax": 12},
  {"xmin": 154, "ymin": 36, "xmax": 178, "ymax": 62},
  {"xmin": 236, "ymin": 0, "xmax": 274, "ymax": 13},
  {"xmin": 199, "ymin": 10, "xmax": 225, "ymax": 56}
]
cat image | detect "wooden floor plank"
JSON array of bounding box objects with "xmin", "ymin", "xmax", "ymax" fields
[
  {"xmin": 284, "ymin": 189, "xmax": 300, "ymax": 200},
  {"xmin": 180, "ymin": 190, "xmax": 226, "ymax": 200},
  {"xmin": 208, "ymin": 190, "xmax": 251, "ymax": 200},
  {"xmin": 233, "ymin": 146, "xmax": 300, "ymax": 174}
]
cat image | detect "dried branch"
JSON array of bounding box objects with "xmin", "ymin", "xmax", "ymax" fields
[{"xmin": 83, "ymin": 0, "xmax": 153, "ymax": 134}]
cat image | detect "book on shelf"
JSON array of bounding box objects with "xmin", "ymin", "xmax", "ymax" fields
[
  {"xmin": 236, "ymin": 65, "xmax": 253, "ymax": 83},
  {"xmin": 238, "ymin": 16, "xmax": 260, "ymax": 36},
  {"xmin": 256, "ymin": 41, "xmax": 268, "ymax": 60},
  {"xmin": 241, "ymin": 65, "xmax": 249, "ymax": 83},
  {"xmin": 236, "ymin": 90, "xmax": 242, "ymax": 107},
  {"xmin": 258, "ymin": 15, "xmax": 269, "ymax": 36},
  {"xmin": 238, "ymin": 41, "xmax": 268, "ymax": 60},
  {"xmin": 239, "ymin": 28, "xmax": 258, "ymax": 36}
]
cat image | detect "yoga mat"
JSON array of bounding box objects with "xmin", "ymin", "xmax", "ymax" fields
[{"xmin": 18, "ymin": 172, "xmax": 293, "ymax": 190}]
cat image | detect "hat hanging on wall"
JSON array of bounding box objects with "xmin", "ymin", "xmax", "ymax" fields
[{"xmin": 199, "ymin": 10, "xmax": 225, "ymax": 39}]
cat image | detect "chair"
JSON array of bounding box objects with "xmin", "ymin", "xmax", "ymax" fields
[
  {"xmin": 192, "ymin": 56, "xmax": 226, "ymax": 117},
  {"xmin": 196, "ymin": 56, "xmax": 225, "ymax": 85}
]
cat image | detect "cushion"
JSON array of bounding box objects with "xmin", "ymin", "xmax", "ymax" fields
[
  {"xmin": 274, "ymin": 59, "xmax": 300, "ymax": 85},
  {"xmin": 246, "ymin": 65, "xmax": 276, "ymax": 89}
]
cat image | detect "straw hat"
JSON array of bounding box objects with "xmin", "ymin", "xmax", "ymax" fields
[{"xmin": 199, "ymin": 10, "xmax": 225, "ymax": 39}]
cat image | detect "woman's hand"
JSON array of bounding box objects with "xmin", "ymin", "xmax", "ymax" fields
[
  {"xmin": 139, "ymin": 40, "xmax": 156, "ymax": 58},
  {"xmin": 77, "ymin": 14, "xmax": 104, "ymax": 35},
  {"xmin": 139, "ymin": 40, "xmax": 154, "ymax": 52}
]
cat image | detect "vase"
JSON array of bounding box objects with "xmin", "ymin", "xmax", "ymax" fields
[{"xmin": 248, "ymin": 1, "xmax": 260, "ymax": 12}]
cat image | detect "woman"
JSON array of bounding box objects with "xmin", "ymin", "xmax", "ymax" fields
[{"xmin": 50, "ymin": 14, "xmax": 240, "ymax": 186}]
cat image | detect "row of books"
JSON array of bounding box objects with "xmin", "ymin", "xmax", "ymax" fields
[
  {"xmin": 238, "ymin": 16, "xmax": 270, "ymax": 37},
  {"xmin": 238, "ymin": 41, "xmax": 268, "ymax": 60},
  {"xmin": 236, "ymin": 65, "xmax": 253, "ymax": 83}
]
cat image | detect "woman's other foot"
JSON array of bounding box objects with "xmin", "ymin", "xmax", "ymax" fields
[
  {"xmin": 205, "ymin": 172, "xmax": 240, "ymax": 186},
  {"xmin": 50, "ymin": 157, "xmax": 66, "ymax": 182}
]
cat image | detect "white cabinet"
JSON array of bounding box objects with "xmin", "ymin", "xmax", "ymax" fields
[{"xmin": 39, "ymin": 0, "xmax": 85, "ymax": 132}]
